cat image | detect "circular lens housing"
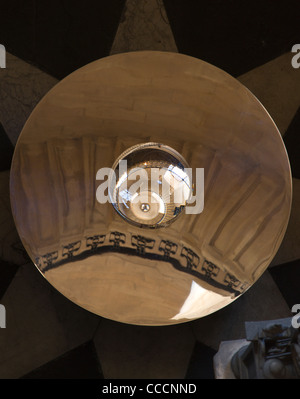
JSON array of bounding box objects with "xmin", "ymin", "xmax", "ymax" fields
[{"xmin": 109, "ymin": 142, "xmax": 192, "ymax": 228}]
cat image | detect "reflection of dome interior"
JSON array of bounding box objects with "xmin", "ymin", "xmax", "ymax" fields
[
  {"xmin": 123, "ymin": 162, "xmax": 191, "ymax": 193},
  {"xmin": 126, "ymin": 148, "xmax": 185, "ymax": 169},
  {"xmin": 114, "ymin": 147, "xmax": 188, "ymax": 182},
  {"xmin": 112, "ymin": 144, "xmax": 192, "ymax": 228}
]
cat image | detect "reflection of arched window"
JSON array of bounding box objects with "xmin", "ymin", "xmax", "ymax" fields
[{"xmin": 0, "ymin": 44, "xmax": 6, "ymax": 68}]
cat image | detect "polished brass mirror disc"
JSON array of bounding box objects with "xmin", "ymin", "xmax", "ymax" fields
[{"xmin": 10, "ymin": 52, "xmax": 292, "ymax": 325}]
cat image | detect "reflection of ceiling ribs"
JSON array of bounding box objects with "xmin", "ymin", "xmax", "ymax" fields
[
  {"xmin": 83, "ymin": 137, "xmax": 114, "ymax": 227},
  {"xmin": 235, "ymin": 190, "xmax": 288, "ymax": 282},
  {"xmin": 185, "ymin": 149, "xmax": 289, "ymax": 283},
  {"xmin": 36, "ymin": 231, "xmax": 249, "ymax": 297},
  {"xmin": 13, "ymin": 133, "xmax": 290, "ymax": 286},
  {"xmin": 209, "ymin": 174, "xmax": 261, "ymax": 248}
]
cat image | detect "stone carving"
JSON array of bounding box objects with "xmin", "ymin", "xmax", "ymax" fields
[{"xmin": 231, "ymin": 318, "xmax": 300, "ymax": 379}]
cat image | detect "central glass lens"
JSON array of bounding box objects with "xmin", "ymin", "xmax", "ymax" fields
[{"xmin": 109, "ymin": 143, "xmax": 192, "ymax": 228}]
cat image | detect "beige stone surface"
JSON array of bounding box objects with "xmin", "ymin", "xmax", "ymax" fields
[
  {"xmin": 0, "ymin": 52, "xmax": 57, "ymax": 145},
  {"xmin": 238, "ymin": 52, "xmax": 300, "ymax": 136},
  {"xmin": 110, "ymin": 0, "xmax": 178, "ymax": 54}
]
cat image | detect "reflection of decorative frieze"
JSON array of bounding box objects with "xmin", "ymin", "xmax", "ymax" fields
[
  {"xmin": 41, "ymin": 251, "xmax": 58, "ymax": 269},
  {"xmin": 109, "ymin": 231, "xmax": 126, "ymax": 248},
  {"xmin": 36, "ymin": 231, "xmax": 249, "ymax": 296},
  {"xmin": 180, "ymin": 246, "xmax": 200, "ymax": 270},
  {"xmin": 62, "ymin": 241, "xmax": 81, "ymax": 259},
  {"xmin": 131, "ymin": 235, "xmax": 155, "ymax": 255},
  {"xmin": 224, "ymin": 273, "xmax": 241, "ymax": 290},
  {"xmin": 86, "ymin": 234, "xmax": 106, "ymax": 250},
  {"xmin": 159, "ymin": 240, "xmax": 178, "ymax": 259},
  {"xmin": 202, "ymin": 260, "xmax": 220, "ymax": 279}
]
